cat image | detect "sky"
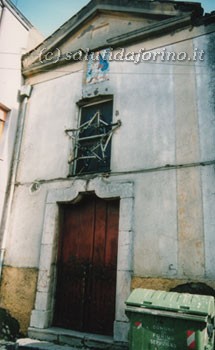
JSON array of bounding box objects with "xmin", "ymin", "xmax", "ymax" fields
[{"xmin": 11, "ymin": 0, "xmax": 215, "ymax": 38}]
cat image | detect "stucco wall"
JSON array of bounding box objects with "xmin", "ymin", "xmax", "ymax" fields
[
  {"xmin": 195, "ymin": 32, "xmax": 215, "ymax": 279},
  {"xmin": 0, "ymin": 7, "xmax": 28, "ymax": 108},
  {"xmin": 132, "ymin": 276, "xmax": 215, "ymax": 292},
  {"xmin": 0, "ymin": 6, "xmax": 29, "ymax": 232},
  {"xmin": 0, "ymin": 5, "xmax": 43, "ymax": 236},
  {"xmin": 0, "ymin": 266, "xmax": 38, "ymax": 334},
  {"xmin": 1, "ymin": 24, "xmax": 215, "ymax": 334},
  {"xmin": 9, "ymin": 31, "xmax": 215, "ymax": 276},
  {"xmin": 0, "ymin": 6, "xmax": 43, "ymax": 335}
]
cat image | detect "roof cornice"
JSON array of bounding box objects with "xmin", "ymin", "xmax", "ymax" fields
[
  {"xmin": 22, "ymin": 14, "xmax": 195, "ymax": 78},
  {"xmin": 22, "ymin": 1, "xmax": 203, "ymax": 62},
  {"xmin": 22, "ymin": 0, "xmax": 204, "ymax": 77}
]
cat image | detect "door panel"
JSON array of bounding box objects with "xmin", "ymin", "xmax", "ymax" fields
[{"xmin": 53, "ymin": 195, "xmax": 119, "ymax": 336}]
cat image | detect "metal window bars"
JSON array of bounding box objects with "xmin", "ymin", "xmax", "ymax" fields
[{"xmin": 65, "ymin": 110, "xmax": 121, "ymax": 174}]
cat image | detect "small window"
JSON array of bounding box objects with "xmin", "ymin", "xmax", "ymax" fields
[
  {"xmin": 0, "ymin": 105, "xmax": 8, "ymax": 139},
  {"xmin": 66, "ymin": 99, "xmax": 121, "ymax": 176}
]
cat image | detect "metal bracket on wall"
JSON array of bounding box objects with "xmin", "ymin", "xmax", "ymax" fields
[{"xmin": 65, "ymin": 110, "xmax": 121, "ymax": 165}]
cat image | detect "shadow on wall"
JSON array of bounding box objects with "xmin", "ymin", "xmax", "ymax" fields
[
  {"xmin": 170, "ymin": 282, "xmax": 215, "ymax": 297},
  {"xmin": 0, "ymin": 308, "xmax": 20, "ymax": 341},
  {"xmin": 207, "ymin": 34, "xmax": 215, "ymax": 115}
]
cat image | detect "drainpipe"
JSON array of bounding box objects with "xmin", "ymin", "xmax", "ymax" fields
[
  {"xmin": 0, "ymin": 85, "xmax": 32, "ymax": 280},
  {"xmin": 0, "ymin": 0, "xmax": 6, "ymax": 278}
]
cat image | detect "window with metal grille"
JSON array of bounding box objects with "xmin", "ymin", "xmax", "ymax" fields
[{"xmin": 66, "ymin": 99, "xmax": 120, "ymax": 176}]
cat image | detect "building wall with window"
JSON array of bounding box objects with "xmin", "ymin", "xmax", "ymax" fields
[
  {"xmin": 0, "ymin": 0, "xmax": 215, "ymax": 342},
  {"xmin": 0, "ymin": 1, "xmax": 43, "ymax": 337}
]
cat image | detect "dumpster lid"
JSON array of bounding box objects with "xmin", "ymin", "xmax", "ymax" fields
[{"xmin": 125, "ymin": 289, "xmax": 215, "ymax": 317}]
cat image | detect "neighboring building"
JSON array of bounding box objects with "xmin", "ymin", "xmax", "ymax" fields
[
  {"xmin": 0, "ymin": 0, "xmax": 215, "ymax": 346},
  {"xmin": 0, "ymin": 0, "xmax": 43, "ymax": 277}
]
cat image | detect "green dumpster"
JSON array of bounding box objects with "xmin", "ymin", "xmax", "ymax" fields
[{"xmin": 125, "ymin": 288, "xmax": 215, "ymax": 350}]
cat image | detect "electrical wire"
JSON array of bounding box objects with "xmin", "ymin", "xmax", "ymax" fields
[{"xmin": 13, "ymin": 159, "xmax": 215, "ymax": 187}]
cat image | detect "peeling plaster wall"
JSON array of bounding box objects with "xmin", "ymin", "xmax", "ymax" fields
[
  {"xmin": 6, "ymin": 28, "xmax": 215, "ymax": 278},
  {"xmin": 131, "ymin": 276, "xmax": 215, "ymax": 293},
  {"xmin": 0, "ymin": 266, "xmax": 38, "ymax": 335},
  {"xmin": 1, "ymin": 24, "xmax": 215, "ymax": 335}
]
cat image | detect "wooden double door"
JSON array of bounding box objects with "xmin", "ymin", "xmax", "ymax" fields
[{"xmin": 53, "ymin": 194, "xmax": 119, "ymax": 336}]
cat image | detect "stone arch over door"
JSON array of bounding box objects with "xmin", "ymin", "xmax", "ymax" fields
[{"xmin": 30, "ymin": 178, "xmax": 134, "ymax": 342}]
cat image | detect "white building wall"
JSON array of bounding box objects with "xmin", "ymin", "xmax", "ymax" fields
[
  {"xmin": 1, "ymin": 17, "xmax": 215, "ymax": 339},
  {"xmin": 195, "ymin": 32, "xmax": 215, "ymax": 278},
  {"xmin": 5, "ymin": 29, "xmax": 215, "ymax": 281},
  {"xmin": 0, "ymin": 6, "xmax": 29, "ymax": 108},
  {"xmin": 0, "ymin": 3, "xmax": 43, "ymax": 233}
]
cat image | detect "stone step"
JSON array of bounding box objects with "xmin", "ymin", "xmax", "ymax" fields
[
  {"xmin": 16, "ymin": 337, "xmax": 128, "ymax": 350},
  {"xmin": 26, "ymin": 328, "xmax": 128, "ymax": 350},
  {"xmin": 17, "ymin": 339, "xmax": 78, "ymax": 350}
]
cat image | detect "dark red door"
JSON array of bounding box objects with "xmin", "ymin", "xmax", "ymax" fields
[{"xmin": 53, "ymin": 195, "xmax": 119, "ymax": 336}]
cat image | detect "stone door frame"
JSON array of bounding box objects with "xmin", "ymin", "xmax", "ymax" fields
[{"xmin": 29, "ymin": 178, "xmax": 134, "ymax": 342}]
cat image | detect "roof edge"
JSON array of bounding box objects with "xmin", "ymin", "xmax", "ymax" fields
[
  {"xmin": 1, "ymin": 0, "xmax": 33, "ymax": 30},
  {"xmin": 22, "ymin": 13, "xmax": 200, "ymax": 78},
  {"xmin": 22, "ymin": 0, "xmax": 203, "ymax": 61}
]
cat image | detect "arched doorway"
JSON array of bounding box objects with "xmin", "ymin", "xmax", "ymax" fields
[
  {"xmin": 29, "ymin": 179, "xmax": 134, "ymax": 342},
  {"xmin": 53, "ymin": 194, "xmax": 120, "ymax": 336}
]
